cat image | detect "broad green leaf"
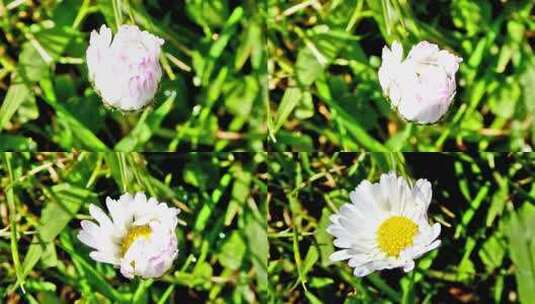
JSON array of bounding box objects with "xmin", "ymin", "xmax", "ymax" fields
[
  {"xmin": 42, "ymin": 184, "xmax": 97, "ymax": 241},
  {"xmin": 486, "ymin": 175, "xmax": 508, "ymax": 226},
  {"xmin": 273, "ymin": 87, "xmax": 302, "ymax": 133},
  {"xmin": 295, "ymin": 47, "xmax": 324, "ymax": 87},
  {"xmin": 244, "ymin": 202, "xmax": 268, "ymax": 293},
  {"xmin": 186, "ymin": 0, "xmax": 229, "ymax": 28},
  {"xmin": 18, "ymin": 42, "xmax": 49, "ymax": 82},
  {"xmin": 0, "ymin": 134, "xmax": 37, "ymax": 151},
  {"xmin": 519, "ymin": 58, "xmax": 535, "ymax": 144},
  {"xmin": 218, "ymin": 232, "xmax": 246, "ymax": 270},
  {"xmin": 224, "ymin": 166, "xmax": 251, "ymax": 225},
  {"xmin": 457, "ymin": 237, "xmax": 476, "ymax": 282},
  {"xmin": 488, "ymin": 78, "xmax": 521, "ymax": 119},
  {"xmin": 302, "ymin": 246, "xmax": 319, "ymax": 277},
  {"xmin": 479, "ymin": 233, "xmax": 506, "ymax": 273},
  {"xmin": 31, "ymin": 23, "xmax": 80, "ymax": 60},
  {"xmin": 0, "ymin": 83, "xmax": 33, "ymax": 131},
  {"xmin": 274, "ymin": 131, "xmax": 314, "ymax": 151},
  {"xmin": 224, "ymin": 76, "xmax": 258, "ymax": 118},
  {"xmin": 21, "ymin": 184, "xmax": 96, "ymax": 285},
  {"xmin": 506, "ymin": 204, "xmax": 535, "ymax": 303},
  {"xmin": 315, "ymin": 208, "xmax": 334, "ymax": 267},
  {"xmin": 294, "ymin": 91, "xmax": 314, "ymax": 120}
]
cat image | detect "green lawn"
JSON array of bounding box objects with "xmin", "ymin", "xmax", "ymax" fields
[
  {"xmin": 0, "ymin": 0, "xmax": 266, "ymax": 151},
  {"xmin": 268, "ymin": 0, "xmax": 535, "ymax": 151},
  {"xmin": 267, "ymin": 153, "xmax": 535, "ymax": 303},
  {"xmin": 0, "ymin": 152, "xmax": 267, "ymax": 303},
  {"xmin": 1, "ymin": 0, "xmax": 535, "ymax": 303}
]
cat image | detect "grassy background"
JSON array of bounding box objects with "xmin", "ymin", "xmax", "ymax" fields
[
  {"xmin": 3, "ymin": 0, "xmax": 534, "ymax": 152},
  {"xmin": 3, "ymin": 152, "xmax": 535, "ymax": 303},
  {"xmin": 268, "ymin": 153, "xmax": 535, "ymax": 303},
  {"xmin": 268, "ymin": 0, "xmax": 535, "ymax": 151},
  {"xmin": 0, "ymin": 152, "xmax": 268, "ymax": 303},
  {"xmin": 0, "ymin": 0, "xmax": 267, "ymax": 151}
]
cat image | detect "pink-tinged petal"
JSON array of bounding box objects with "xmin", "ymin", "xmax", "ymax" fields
[
  {"xmin": 378, "ymin": 40, "xmax": 462, "ymax": 124},
  {"xmin": 407, "ymin": 40, "xmax": 440, "ymax": 61},
  {"xmin": 436, "ymin": 50, "xmax": 462, "ymax": 76},
  {"xmin": 86, "ymin": 24, "xmax": 164, "ymax": 111}
]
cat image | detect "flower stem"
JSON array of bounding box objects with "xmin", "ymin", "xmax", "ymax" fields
[
  {"xmin": 132, "ymin": 279, "xmax": 153, "ymax": 304},
  {"xmin": 2, "ymin": 153, "xmax": 25, "ymax": 294},
  {"xmin": 112, "ymin": 0, "xmax": 123, "ymax": 29}
]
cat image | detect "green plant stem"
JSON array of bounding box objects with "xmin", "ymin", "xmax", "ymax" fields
[{"xmin": 3, "ymin": 153, "xmax": 25, "ymax": 293}]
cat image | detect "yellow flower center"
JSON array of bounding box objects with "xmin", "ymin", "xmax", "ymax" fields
[
  {"xmin": 376, "ymin": 216, "xmax": 418, "ymax": 257},
  {"xmin": 120, "ymin": 225, "xmax": 152, "ymax": 256}
]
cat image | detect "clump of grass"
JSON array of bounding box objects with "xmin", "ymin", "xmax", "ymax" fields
[
  {"xmin": 267, "ymin": 152, "xmax": 535, "ymax": 302},
  {"xmin": 0, "ymin": 1, "xmax": 267, "ymax": 151},
  {"xmin": 0, "ymin": 152, "xmax": 267, "ymax": 303},
  {"xmin": 268, "ymin": 0, "xmax": 535, "ymax": 151}
]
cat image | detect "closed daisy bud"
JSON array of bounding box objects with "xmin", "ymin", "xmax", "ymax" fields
[
  {"xmin": 378, "ymin": 40, "xmax": 462, "ymax": 124},
  {"xmin": 327, "ymin": 172, "xmax": 441, "ymax": 277},
  {"xmin": 78, "ymin": 193, "xmax": 179, "ymax": 279},
  {"xmin": 86, "ymin": 25, "xmax": 164, "ymax": 111}
]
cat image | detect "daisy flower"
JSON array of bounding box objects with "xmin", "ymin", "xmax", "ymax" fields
[
  {"xmin": 86, "ymin": 25, "xmax": 164, "ymax": 111},
  {"xmin": 327, "ymin": 172, "xmax": 441, "ymax": 277},
  {"xmin": 77, "ymin": 192, "xmax": 179, "ymax": 279},
  {"xmin": 378, "ymin": 40, "xmax": 462, "ymax": 124}
]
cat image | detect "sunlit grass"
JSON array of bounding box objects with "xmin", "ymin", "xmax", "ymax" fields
[
  {"xmin": 0, "ymin": 1, "xmax": 267, "ymax": 151},
  {"xmin": 0, "ymin": 152, "xmax": 267, "ymax": 303},
  {"xmin": 267, "ymin": 152, "xmax": 535, "ymax": 302},
  {"xmin": 268, "ymin": 0, "xmax": 535, "ymax": 151}
]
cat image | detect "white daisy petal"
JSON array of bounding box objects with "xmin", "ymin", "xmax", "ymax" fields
[
  {"xmin": 347, "ymin": 254, "xmax": 372, "ymax": 266},
  {"xmin": 327, "ymin": 172, "xmax": 441, "ymax": 277},
  {"xmin": 329, "ymin": 250, "xmax": 353, "ymax": 262},
  {"xmin": 414, "ymin": 179, "xmax": 432, "ymax": 209},
  {"xmin": 411, "ymin": 240, "xmax": 442, "ymax": 261},
  {"xmin": 426, "ymin": 240, "xmax": 441, "ymax": 252},
  {"xmin": 90, "ymin": 251, "xmax": 120, "ymax": 265},
  {"xmin": 88, "ymin": 204, "xmax": 113, "ymax": 229},
  {"xmin": 431, "ymin": 223, "xmax": 441, "ymax": 240},
  {"xmin": 354, "ymin": 265, "xmax": 374, "ymax": 277},
  {"xmin": 77, "ymin": 230, "xmax": 99, "ymax": 249},
  {"xmin": 80, "ymin": 220, "xmax": 100, "ymax": 235},
  {"xmin": 403, "ymin": 260, "xmax": 415, "ymax": 272},
  {"xmin": 333, "ymin": 238, "xmax": 353, "ymax": 248},
  {"xmin": 105, "ymin": 197, "xmax": 124, "ymax": 225}
]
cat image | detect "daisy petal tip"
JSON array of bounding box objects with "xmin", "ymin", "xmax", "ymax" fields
[
  {"xmin": 403, "ymin": 260, "xmax": 415, "ymax": 273},
  {"xmin": 354, "ymin": 266, "xmax": 372, "ymax": 277}
]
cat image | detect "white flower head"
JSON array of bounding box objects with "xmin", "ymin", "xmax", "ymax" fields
[
  {"xmin": 86, "ymin": 24, "xmax": 164, "ymax": 112},
  {"xmin": 327, "ymin": 172, "xmax": 441, "ymax": 277},
  {"xmin": 78, "ymin": 192, "xmax": 179, "ymax": 279},
  {"xmin": 378, "ymin": 40, "xmax": 462, "ymax": 124}
]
